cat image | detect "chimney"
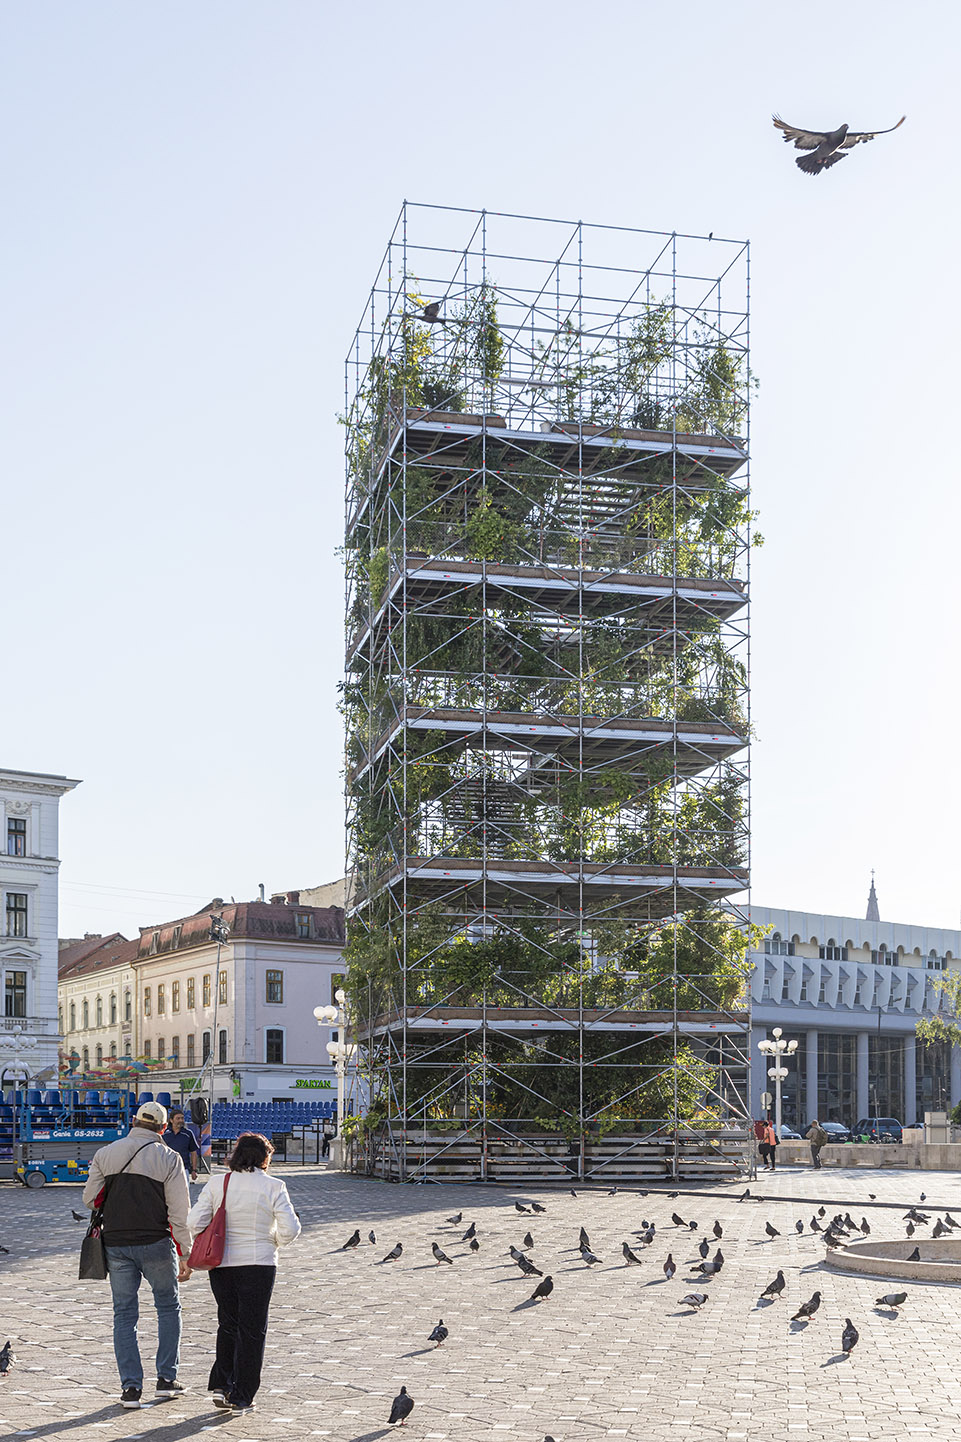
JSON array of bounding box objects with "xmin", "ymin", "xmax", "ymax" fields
[{"xmin": 287, "ymin": 891, "xmax": 300, "ymax": 907}]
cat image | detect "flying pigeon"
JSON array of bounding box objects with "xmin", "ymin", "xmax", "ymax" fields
[
  {"xmin": 663, "ymin": 1254, "xmax": 676, "ymax": 1280},
  {"xmin": 428, "ymin": 1319, "xmax": 448, "ymax": 1347},
  {"xmin": 772, "ymin": 113, "xmax": 906, "ymax": 174},
  {"xmin": 622, "ymin": 1242, "xmax": 643, "ymax": 1265},
  {"xmin": 523, "ymin": 1232, "xmax": 534, "ymax": 1250},
  {"xmin": 446, "ymin": 1212, "xmax": 462, "ymax": 1225},
  {"xmin": 530, "ymin": 1275, "xmax": 554, "ymax": 1301},
  {"xmin": 713, "ymin": 1221, "xmax": 723, "ymax": 1239},
  {"xmin": 431, "ymin": 1243, "xmax": 454, "ymax": 1266},
  {"xmin": 698, "ymin": 1239, "xmax": 710, "ymax": 1259},
  {"xmin": 761, "ymin": 1270, "xmax": 786, "ymax": 1300},
  {"xmin": 842, "ymin": 1318, "xmax": 859, "ymax": 1356},
  {"xmin": 343, "ymin": 1230, "xmax": 361, "ymax": 1250},
  {"xmin": 388, "ymin": 1386, "xmax": 414, "ymax": 1425},
  {"xmin": 791, "ymin": 1291, "xmax": 822, "ymax": 1322},
  {"xmin": 907, "ymin": 1246, "xmax": 921, "ymax": 1261},
  {"xmin": 410, "ymin": 301, "xmax": 445, "ymax": 324},
  {"xmin": 380, "ymin": 1242, "xmax": 403, "ymax": 1263},
  {"xmin": 531, "ymin": 1202, "xmax": 547, "ymax": 1213},
  {"xmin": 876, "ymin": 1291, "xmax": 908, "ymax": 1310},
  {"xmin": 368, "ymin": 1231, "xmax": 376, "ymax": 1245},
  {"xmin": 71, "ymin": 1209, "xmax": 87, "ymax": 1222},
  {"xmin": 679, "ymin": 1292, "xmax": 709, "ymax": 1310},
  {"xmin": 469, "ymin": 1237, "xmax": 480, "ymax": 1252},
  {"xmin": 462, "ymin": 1223, "xmax": 476, "ymax": 1242},
  {"xmin": 764, "ymin": 1221, "xmax": 780, "ymax": 1240},
  {"xmin": 515, "ymin": 1202, "xmax": 531, "ymax": 1214}
]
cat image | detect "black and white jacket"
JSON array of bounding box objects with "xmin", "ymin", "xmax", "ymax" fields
[{"xmin": 82, "ymin": 1128, "xmax": 192, "ymax": 1255}]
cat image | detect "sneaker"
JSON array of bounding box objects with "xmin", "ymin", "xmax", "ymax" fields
[
  {"xmin": 211, "ymin": 1391, "xmax": 231, "ymax": 1409},
  {"xmin": 230, "ymin": 1401, "xmax": 255, "ymax": 1413},
  {"xmin": 121, "ymin": 1388, "xmax": 142, "ymax": 1409},
  {"xmin": 155, "ymin": 1378, "xmax": 187, "ymax": 1399}
]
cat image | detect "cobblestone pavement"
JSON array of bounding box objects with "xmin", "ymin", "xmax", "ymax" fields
[{"xmin": 2, "ymin": 1163, "xmax": 961, "ymax": 1442}]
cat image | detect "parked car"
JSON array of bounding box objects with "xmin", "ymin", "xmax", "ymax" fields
[
  {"xmin": 852, "ymin": 1117, "xmax": 903, "ymax": 1143},
  {"xmin": 777, "ymin": 1124, "xmax": 801, "ymax": 1140},
  {"xmin": 820, "ymin": 1121, "xmax": 851, "ymax": 1143}
]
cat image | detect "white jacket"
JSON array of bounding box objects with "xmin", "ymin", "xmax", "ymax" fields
[{"xmin": 187, "ymin": 1168, "xmax": 301, "ymax": 1268}]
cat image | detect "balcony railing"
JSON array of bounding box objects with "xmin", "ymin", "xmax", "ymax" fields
[{"xmin": 0, "ymin": 1015, "xmax": 56, "ymax": 1033}]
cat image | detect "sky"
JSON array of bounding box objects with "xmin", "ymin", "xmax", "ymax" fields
[{"xmin": 5, "ymin": 2, "xmax": 959, "ymax": 938}]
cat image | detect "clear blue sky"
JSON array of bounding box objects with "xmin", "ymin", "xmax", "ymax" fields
[{"xmin": 5, "ymin": 2, "xmax": 958, "ymax": 936}]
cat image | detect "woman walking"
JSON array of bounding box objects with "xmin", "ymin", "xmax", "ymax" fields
[{"xmin": 187, "ymin": 1132, "xmax": 300, "ymax": 1413}]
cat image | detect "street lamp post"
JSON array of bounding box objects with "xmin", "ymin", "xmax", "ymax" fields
[
  {"xmin": 313, "ymin": 988, "xmax": 353, "ymax": 1168},
  {"xmin": 757, "ymin": 1027, "xmax": 798, "ymax": 1139}
]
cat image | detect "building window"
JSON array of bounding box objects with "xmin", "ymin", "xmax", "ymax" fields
[
  {"xmin": 799, "ymin": 980, "xmax": 808, "ymax": 1003},
  {"xmin": 144, "ymin": 1040, "xmax": 151, "ymax": 1060},
  {"xmin": 218, "ymin": 1029, "xmax": 227, "ymax": 1064},
  {"xmin": 157, "ymin": 984, "xmax": 166, "ymax": 1015},
  {"xmin": 58, "ymin": 1005, "xmax": 63, "ymax": 1032},
  {"xmin": 853, "ymin": 983, "xmax": 862, "ymax": 1005},
  {"xmin": 157, "ymin": 1037, "xmax": 165, "ymax": 1061},
  {"xmin": 4, "ymin": 971, "xmax": 27, "ymax": 1018},
  {"xmin": 780, "ymin": 977, "xmax": 791, "ymax": 1001},
  {"xmin": 218, "ymin": 971, "xmax": 227, "ymax": 1005},
  {"xmin": 82, "ymin": 999, "xmax": 89, "ymax": 1028},
  {"xmin": 187, "ymin": 1034, "xmax": 195, "ymax": 1066},
  {"xmin": 95, "ymin": 995, "xmax": 103, "ymax": 1027},
  {"xmin": 265, "ymin": 1028, "xmax": 285, "ymax": 1064},
  {"xmin": 172, "ymin": 980, "xmax": 180, "ymax": 1013},
  {"xmin": 819, "ymin": 941, "xmax": 848, "ymax": 961},
  {"xmin": 110, "ymin": 1041, "xmax": 117, "ymax": 1059},
  {"xmin": 171, "ymin": 1035, "xmax": 180, "ymax": 1063},
  {"xmin": 172, "ymin": 926, "xmax": 182, "ymax": 948},
  {"xmin": 95, "ymin": 1044, "xmax": 103, "ymax": 1067},
  {"xmin": 109, "ymin": 993, "xmax": 117, "ymax": 1024},
  {"xmin": 187, "ymin": 977, "xmax": 195, "ymax": 1009},
  {"xmin": 69, "ymin": 1001, "xmax": 76, "ymax": 1031},
  {"xmin": 202, "ymin": 974, "xmax": 211, "ymax": 1007},
  {"xmin": 124, "ymin": 989, "xmax": 131, "ymax": 1022},
  {"xmin": 5, "ymin": 893, "xmax": 28, "ymax": 938},
  {"xmin": 763, "ymin": 932, "xmax": 794, "ymax": 957},
  {"xmin": 82, "ymin": 1047, "xmax": 89, "ymax": 1071},
  {"xmin": 6, "ymin": 817, "xmax": 26, "ymax": 857},
  {"xmin": 266, "ymin": 969, "xmax": 284, "ymax": 1004},
  {"xmin": 144, "ymin": 987, "xmax": 151, "ymax": 1016},
  {"xmin": 150, "ymin": 931, "xmax": 161, "ymax": 954},
  {"xmin": 202, "ymin": 1031, "xmax": 211, "ymax": 1062},
  {"xmin": 296, "ymin": 912, "xmax": 310, "ymax": 939}
]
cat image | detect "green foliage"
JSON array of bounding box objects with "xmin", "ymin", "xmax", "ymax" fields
[{"xmin": 917, "ymin": 971, "xmax": 961, "ymax": 1049}]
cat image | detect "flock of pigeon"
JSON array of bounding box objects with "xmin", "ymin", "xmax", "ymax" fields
[{"xmin": 337, "ymin": 1186, "xmax": 950, "ymax": 1426}]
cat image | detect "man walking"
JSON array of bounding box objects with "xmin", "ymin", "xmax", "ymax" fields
[
  {"xmin": 82, "ymin": 1101, "xmax": 193, "ymax": 1409},
  {"xmin": 806, "ymin": 1117, "xmax": 828, "ymax": 1169},
  {"xmin": 164, "ymin": 1109, "xmax": 199, "ymax": 1182}
]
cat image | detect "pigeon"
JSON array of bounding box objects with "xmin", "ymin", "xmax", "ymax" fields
[
  {"xmin": 791, "ymin": 1291, "xmax": 822, "ymax": 1322},
  {"xmin": 343, "ymin": 1230, "xmax": 361, "ymax": 1250},
  {"xmin": 530, "ymin": 1275, "xmax": 553, "ymax": 1301},
  {"xmin": 679, "ymin": 1292, "xmax": 709, "ymax": 1310},
  {"xmin": 516, "ymin": 1255, "xmax": 543, "ymax": 1277},
  {"xmin": 71, "ymin": 1209, "xmax": 87, "ymax": 1222},
  {"xmin": 428, "ymin": 1319, "xmax": 448, "ymax": 1347},
  {"xmin": 932, "ymin": 1219, "xmax": 946, "ymax": 1239},
  {"xmin": 906, "ymin": 1222, "xmax": 916, "ymax": 1238},
  {"xmin": 738, "ymin": 1189, "xmax": 751, "ymax": 1202},
  {"xmin": 944, "ymin": 1214, "xmax": 960, "ymax": 1229},
  {"xmin": 570, "ymin": 1189, "xmax": 577, "ymax": 1198},
  {"xmin": 531, "ymin": 1202, "xmax": 547, "ymax": 1213},
  {"xmin": 607, "ymin": 1187, "xmax": 618, "ymax": 1196},
  {"xmin": 368, "ymin": 1231, "xmax": 376, "ymax": 1245},
  {"xmin": 876, "ymin": 1291, "xmax": 908, "ymax": 1310},
  {"xmin": 579, "ymin": 1227, "xmax": 591, "ymax": 1250},
  {"xmin": 431, "ymin": 1243, "xmax": 453, "ymax": 1266},
  {"xmin": 810, "ymin": 1218, "xmax": 822, "ymax": 1233},
  {"xmin": 688, "ymin": 1221, "xmax": 698, "ymax": 1232},
  {"xmin": 0, "ymin": 1341, "xmax": 11, "ymax": 1376},
  {"xmin": 694, "ymin": 1260, "xmax": 722, "ymax": 1277},
  {"xmin": 795, "ymin": 1220, "xmax": 804, "ymax": 1235},
  {"xmin": 622, "ymin": 1242, "xmax": 643, "ymax": 1265},
  {"xmin": 844, "ymin": 1214, "xmax": 859, "ymax": 1231},
  {"xmin": 515, "ymin": 1202, "xmax": 531, "ymax": 1214},
  {"xmin": 869, "ymin": 1193, "xmax": 876, "ymax": 1200},
  {"xmin": 907, "ymin": 1246, "xmax": 921, "ymax": 1261},
  {"xmin": 823, "ymin": 1233, "xmax": 845, "ymax": 1251},
  {"xmin": 772, "ymin": 113, "xmax": 906, "ymax": 174},
  {"xmin": 667, "ymin": 1191, "xmax": 679, "ymax": 1199},
  {"xmin": 764, "ymin": 1221, "xmax": 780, "ymax": 1240},
  {"xmin": 446, "ymin": 1212, "xmax": 462, "ymax": 1225},
  {"xmin": 817, "ymin": 1207, "xmax": 826, "ymax": 1218},
  {"xmin": 580, "ymin": 1248, "xmax": 602, "ymax": 1266},
  {"xmin": 412, "ymin": 301, "xmax": 444, "ymax": 324},
  {"xmin": 713, "ymin": 1248, "xmax": 724, "ymax": 1266},
  {"xmin": 860, "ymin": 1219, "xmax": 871, "ymax": 1235},
  {"xmin": 469, "ymin": 1237, "xmax": 480, "ymax": 1252},
  {"xmin": 842, "ymin": 1318, "xmax": 859, "ymax": 1356},
  {"xmin": 461, "ymin": 1223, "xmax": 476, "ymax": 1242},
  {"xmin": 523, "ymin": 1232, "xmax": 534, "ymax": 1250},
  {"xmin": 712, "ymin": 1221, "xmax": 723, "ymax": 1240},
  {"xmin": 639, "ymin": 1228, "xmax": 655, "ymax": 1246},
  {"xmin": 663, "ymin": 1254, "xmax": 675, "ymax": 1280},
  {"xmin": 760, "ymin": 1270, "xmax": 786, "ymax": 1300},
  {"xmin": 388, "ymin": 1386, "xmax": 414, "ymax": 1425},
  {"xmin": 671, "ymin": 1213, "xmax": 686, "ymax": 1227},
  {"xmin": 698, "ymin": 1239, "xmax": 710, "ymax": 1259},
  {"xmin": 380, "ymin": 1242, "xmax": 403, "ymax": 1262},
  {"xmin": 920, "ymin": 1193, "xmax": 927, "ymax": 1202}
]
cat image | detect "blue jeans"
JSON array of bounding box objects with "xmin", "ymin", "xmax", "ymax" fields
[{"xmin": 106, "ymin": 1239, "xmax": 181, "ymax": 1389}]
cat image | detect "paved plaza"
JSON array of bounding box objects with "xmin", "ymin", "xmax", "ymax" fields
[{"xmin": 2, "ymin": 1163, "xmax": 961, "ymax": 1442}]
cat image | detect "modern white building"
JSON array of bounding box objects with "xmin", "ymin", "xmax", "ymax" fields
[
  {"xmin": 749, "ymin": 884, "xmax": 961, "ymax": 1128},
  {"xmin": 1, "ymin": 767, "xmax": 80, "ymax": 1081}
]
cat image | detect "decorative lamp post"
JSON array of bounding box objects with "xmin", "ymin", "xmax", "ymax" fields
[
  {"xmin": 313, "ymin": 988, "xmax": 353, "ymax": 1167},
  {"xmin": 756, "ymin": 1027, "xmax": 798, "ymax": 1139},
  {"xmin": 201, "ymin": 914, "xmax": 230, "ymax": 1166}
]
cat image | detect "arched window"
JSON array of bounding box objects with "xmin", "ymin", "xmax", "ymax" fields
[
  {"xmin": 819, "ymin": 937, "xmax": 847, "ymax": 961},
  {"xmin": 218, "ymin": 1029, "xmax": 228, "ymax": 1064},
  {"xmin": 69, "ymin": 1002, "xmax": 76, "ymax": 1031},
  {"xmin": 58, "ymin": 1007, "xmax": 63, "ymax": 1033},
  {"xmin": 110, "ymin": 1041, "xmax": 117, "ymax": 1059},
  {"xmin": 109, "ymin": 993, "xmax": 117, "ymax": 1024},
  {"xmin": 95, "ymin": 1045, "xmax": 103, "ymax": 1067},
  {"xmin": 82, "ymin": 1047, "xmax": 89, "ymax": 1071},
  {"xmin": 95, "ymin": 996, "xmax": 103, "ymax": 1027},
  {"xmin": 202, "ymin": 1031, "xmax": 211, "ymax": 1062},
  {"xmin": 764, "ymin": 931, "xmax": 794, "ymax": 957},
  {"xmin": 124, "ymin": 989, "xmax": 131, "ymax": 1021},
  {"xmin": 82, "ymin": 999, "xmax": 89, "ymax": 1028}
]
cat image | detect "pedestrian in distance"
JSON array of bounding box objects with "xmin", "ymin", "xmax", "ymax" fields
[
  {"xmin": 164, "ymin": 1110, "xmax": 200, "ymax": 1183},
  {"xmin": 187, "ymin": 1132, "xmax": 301, "ymax": 1415},
  {"xmin": 806, "ymin": 1119, "xmax": 828, "ymax": 1170},
  {"xmin": 760, "ymin": 1118, "xmax": 778, "ymax": 1171},
  {"xmin": 81, "ymin": 1101, "xmax": 193, "ymax": 1410}
]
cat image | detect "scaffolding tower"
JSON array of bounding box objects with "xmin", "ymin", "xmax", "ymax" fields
[{"xmin": 343, "ymin": 203, "xmax": 755, "ymax": 1183}]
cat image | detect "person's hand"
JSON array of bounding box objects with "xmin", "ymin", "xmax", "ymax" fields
[
  {"xmin": 177, "ymin": 1263, "xmax": 193, "ymax": 1281},
  {"xmin": 190, "ymin": 1172, "xmax": 198, "ymax": 1182}
]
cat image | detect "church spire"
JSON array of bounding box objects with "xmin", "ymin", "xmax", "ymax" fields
[{"xmin": 866, "ymin": 869, "xmax": 880, "ymax": 922}]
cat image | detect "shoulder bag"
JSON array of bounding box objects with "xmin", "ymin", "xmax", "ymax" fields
[
  {"xmin": 187, "ymin": 1171, "xmax": 231, "ymax": 1269},
  {"xmin": 79, "ymin": 1141, "xmax": 154, "ymax": 1281}
]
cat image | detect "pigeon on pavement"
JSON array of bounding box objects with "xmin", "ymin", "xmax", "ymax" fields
[
  {"xmin": 679, "ymin": 1292, "xmax": 709, "ymax": 1310},
  {"xmin": 907, "ymin": 1246, "xmax": 921, "ymax": 1261},
  {"xmin": 579, "ymin": 1227, "xmax": 591, "ymax": 1250},
  {"xmin": 698, "ymin": 1239, "xmax": 710, "ymax": 1259},
  {"xmin": 906, "ymin": 1222, "xmax": 916, "ymax": 1237},
  {"xmin": 713, "ymin": 1221, "xmax": 723, "ymax": 1239},
  {"xmin": 622, "ymin": 1242, "xmax": 643, "ymax": 1265},
  {"xmin": 388, "ymin": 1387, "xmax": 414, "ymax": 1425},
  {"xmin": 817, "ymin": 1208, "xmax": 826, "ymax": 1218},
  {"xmin": 580, "ymin": 1248, "xmax": 602, "ymax": 1266},
  {"xmin": 663, "ymin": 1254, "xmax": 676, "ymax": 1280},
  {"xmin": 875, "ymin": 1291, "xmax": 908, "ymax": 1310},
  {"xmin": 368, "ymin": 1231, "xmax": 376, "ymax": 1245},
  {"xmin": 516, "ymin": 1255, "xmax": 543, "ymax": 1277},
  {"xmin": 761, "ymin": 1270, "xmax": 786, "ymax": 1300},
  {"xmin": 795, "ymin": 1220, "xmax": 804, "ymax": 1235},
  {"xmin": 842, "ymin": 1318, "xmax": 859, "ymax": 1356},
  {"xmin": 431, "ymin": 1243, "xmax": 454, "ymax": 1265},
  {"xmin": 469, "ymin": 1237, "xmax": 480, "ymax": 1252},
  {"xmin": 446, "ymin": 1212, "xmax": 462, "ymax": 1226},
  {"xmin": 530, "ymin": 1275, "xmax": 554, "ymax": 1301},
  {"xmin": 71, "ymin": 1209, "xmax": 87, "ymax": 1222},
  {"xmin": 462, "ymin": 1223, "xmax": 476, "ymax": 1242},
  {"xmin": 380, "ymin": 1243, "xmax": 403, "ymax": 1262},
  {"xmin": 810, "ymin": 1218, "xmax": 822, "ymax": 1233},
  {"xmin": 531, "ymin": 1202, "xmax": 547, "ymax": 1213},
  {"xmin": 791, "ymin": 1292, "xmax": 822, "ymax": 1322},
  {"xmin": 764, "ymin": 1221, "xmax": 780, "ymax": 1240},
  {"xmin": 0, "ymin": 1341, "xmax": 12, "ymax": 1375},
  {"xmin": 523, "ymin": 1232, "xmax": 534, "ymax": 1250},
  {"xmin": 671, "ymin": 1213, "xmax": 686, "ymax": 1227},
  {"xmin": 343, "ymin": 1230, "xmax": 361, "ymax": 1250},
  {"xmin": 428, "ymin": 1319, "xmax": 448, "ymax": 1347},
  {"xmin": 694, "ymin": 1260, "xmax": 722, "ymax": 1277},
  {"xmin": 515, "ymin": 1203, "xmax": 531, "ymax": 1214},
  {"xmin": 860, "ymin": 1218, "xmax": 871, "ymax": 1235}
]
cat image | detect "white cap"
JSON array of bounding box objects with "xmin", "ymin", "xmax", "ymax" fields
[{"xmin": 136, "ymin": 1101, "xmax": 168, "ymax": 1125}]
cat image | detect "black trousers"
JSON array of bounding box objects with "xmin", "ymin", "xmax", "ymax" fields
[{"xmin": 207, "ymin": 1265, "xmax": 276, "ymax": 1405}]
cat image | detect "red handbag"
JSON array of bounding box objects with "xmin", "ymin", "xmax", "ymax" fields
[{"xmin": 187, "ymin": 1172, "xmax": 231, "ymax": 1269}]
